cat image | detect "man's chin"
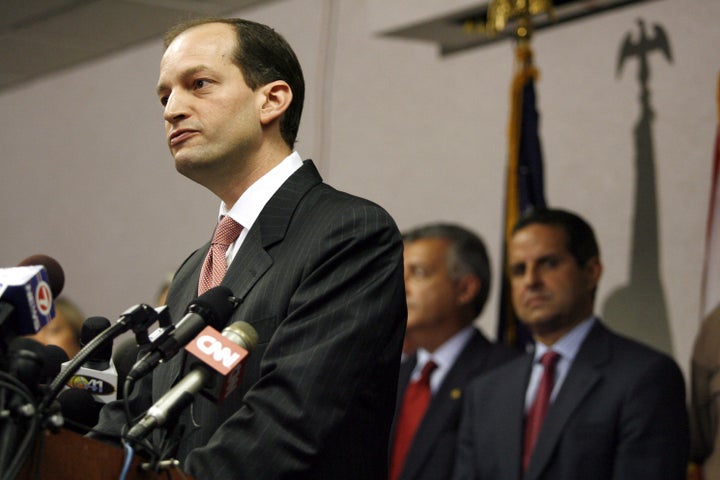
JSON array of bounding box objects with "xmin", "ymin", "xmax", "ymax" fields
[
  {"xmin": 174, "ymin": 155, "xmax": 208, "ymax": 177},
  {"xmin": 521, "ymin": 312, "xmax": 555, "ymax": 331}
]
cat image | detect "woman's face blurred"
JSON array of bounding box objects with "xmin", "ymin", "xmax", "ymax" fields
[{"xmin": 28, "ymin": 309, "xmax": 81, "ymax": 358}]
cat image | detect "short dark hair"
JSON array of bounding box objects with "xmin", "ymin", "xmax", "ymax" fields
[
  {"xmin": 513, "ymin": 208, "xmax": 600, "ymax": 266},
  {"xmin": 164, "ymin": 18, "xmax": 305, "ymax": 149},
  {"xmin": 403, "ymin": 223, "xmax": 491, "ymax": 317}
]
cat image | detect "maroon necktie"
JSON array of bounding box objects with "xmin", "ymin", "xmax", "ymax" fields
[
  {"xmin": 198, "ymin": 216, "xmax": 243, "ymax": 295},
  {"xmin": 523, "ymin": 350, "xmax": 560, "ymax": 471},
  {"xmin": 389, "ymin": 360, "xmax": 437, "ymax": 480}
]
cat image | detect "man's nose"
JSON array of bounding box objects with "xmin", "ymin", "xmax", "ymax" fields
[{"xmin": 163, "ymin": 91, "xmax": 190, "ymax": 122}]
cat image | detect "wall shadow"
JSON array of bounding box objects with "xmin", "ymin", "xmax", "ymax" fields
[{"xmin": 601, "ymin": 19, "xmax": 674, "ymax": 356}]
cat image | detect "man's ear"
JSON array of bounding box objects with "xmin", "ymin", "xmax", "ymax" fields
[
  {"xmin": 583, "ymin": 256, "xmax": 603, "ymax": 292},
  {"xmin": 456, "ymin": 274, "xmax": 481, "ymax": 307},
  {"xmin": 259, "ymin": 80, "xmax": 292, "ymax": 125}
]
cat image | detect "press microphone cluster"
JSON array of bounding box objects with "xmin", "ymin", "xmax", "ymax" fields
[
  {"xmin": 0, "ymin": 263, "xmax": 247, "ymax": 477},
  {"xmin": 40, "ymin": 303, "xmax": 161, "ymax": 411},
  {"xmin": 127, "ymin": 320, "xmax": 258, "ymax": 443},
  {"xmin": 0, "ymin": 255, "xmax": 67, "ymax": 479}
]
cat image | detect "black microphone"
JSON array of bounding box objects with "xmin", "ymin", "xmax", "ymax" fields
[
  {"xmin": 126, "ymin": 321, "xmax": 258, "ymax": 443},
  {"xmin": 0, "ymin": 255, "xmax": 65, "ymax": 338},
  {"xmin": 62, "ymin": 317, "xmax": 119, "ymax": 403},
  {"xmin": 56, "ymin": 388, "xmax": 103, "ymax": 434},
  {"xmin": 4, "ymin": 338, "xmax": 47, "ymax": 396},
  {"xmin": 17, "ymin": 255, "xmax": 65, "ymax": 298},
  {"xmin": 40, "ymin": 304, "xmax": 160, "ymax": 411},
  {"xmin": 38, "ymin": 344, "xmax": 69, "ymax": 385},
  {"xmin": 112, "ymin": 337, "xmax": 140, "ymax": 400},
  {"xmin": 126, "ymin": 286, "xmax": 239, "ymax": 384}
]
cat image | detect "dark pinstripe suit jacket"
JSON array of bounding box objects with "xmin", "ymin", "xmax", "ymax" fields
[
  {"xmin": 390, "ymin": 330, "xmax": 519, "ymax": 480},
  {"xmin": 95, "ymin": 160, "xmax": 407, "ymax": 479},
  {"xmin": 453, "ymin": 321, "xmax": 689, "ymax": 480}
]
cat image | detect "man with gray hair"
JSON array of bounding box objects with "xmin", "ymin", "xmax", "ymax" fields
[{"xmin": 389, "ymin": 223, "xmax": 518, "ymax": 480}]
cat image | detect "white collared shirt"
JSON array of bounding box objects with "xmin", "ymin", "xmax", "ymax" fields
[
  {"xmin": 524, "ymin": 316, "xmax": 597, "ymax": 411},
  {"xmin": 413, "ymin": 325, "xmax": 475, "ymax": 395},
  {"xmin": 216, "ymin": 151, "xmax": 304, "ymax": 267}
]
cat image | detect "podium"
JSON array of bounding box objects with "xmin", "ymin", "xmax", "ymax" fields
[{"xmin": 17, "ymin": 428, "xmax": 192, "ymax": 480}]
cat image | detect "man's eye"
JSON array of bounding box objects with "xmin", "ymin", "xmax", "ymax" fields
[
  {"xmin": 160, "ymin": 96, "xmax": 168, "ymax": 106},
  {"xmin": 539, "ymin": 257, "xmax": 558, "ymax": 269},
  {"xmin": 194, "ymin": 79, "xmax": 208, "ymax": 89},
  {"xmin": 413, "ymin": 267, "xmax": 428, "ymax": 277},
  {"xmin": 509, "ymin": 265, "xmax": 525, "ymax": 277}
]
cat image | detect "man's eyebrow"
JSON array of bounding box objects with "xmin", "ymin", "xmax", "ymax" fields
[{"xmin": 156, "ymin": 65, "xmax": 211, "ymax": 94}]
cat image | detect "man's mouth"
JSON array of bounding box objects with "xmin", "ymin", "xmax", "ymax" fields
[{"xmin": 169, "ymin": 129, "xmax": 198, "ymax": 146}]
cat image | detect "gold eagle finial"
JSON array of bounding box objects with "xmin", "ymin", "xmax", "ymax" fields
[{"xmin": 485, "ymin": 0, "xmax": 556, "ymax": 39}]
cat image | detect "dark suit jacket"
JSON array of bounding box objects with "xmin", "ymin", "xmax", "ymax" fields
[
  {"xmin": 391, "ymin": 329, "xmax": 519, "ymax": 480},
  {"xmin": 95, "ymin": 161, "xmax": 407, "ymax": 479},
  {"xmin": 453, "ymin": 321, "xmax": 689, "ymax": 480}
]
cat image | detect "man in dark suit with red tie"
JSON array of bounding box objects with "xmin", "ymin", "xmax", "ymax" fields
[
  {"xmin": 453, "ymin": 208, "xmax": 689, "ymax": 480},
  {"xmin": 389, "ymin": 224, "xmax": 518, "ymax": 480},
  {"xmin": 94, "ymin": 18, "xmax": 406, "ymax": 479}
]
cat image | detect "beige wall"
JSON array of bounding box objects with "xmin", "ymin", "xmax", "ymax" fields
[{"xmin": 0, "ymin": 0, "xmax": 715, "ymax": 380}]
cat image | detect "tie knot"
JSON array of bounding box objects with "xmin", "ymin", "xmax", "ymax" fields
[
  {"xmin": 540, "ymin": 350, "xmax": 560, "ymax": 369},
  {"xmin": 418, "ymin": 360, "xmax": 438, "ymax": 384},
  {"xmin": 212, "ymin": 216, "xmax": 243, "ymax": 247}
]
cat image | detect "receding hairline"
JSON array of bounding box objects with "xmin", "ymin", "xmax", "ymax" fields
[{"xmin": 163, "ymin": 17, "xmax": 238, "ymax": 49}]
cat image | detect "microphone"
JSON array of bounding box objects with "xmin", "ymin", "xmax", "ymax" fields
[
  {"xmin": 126, "ymin": 321, "xmax": 258, "ymax": 443},
  {"xmin": 56, "ymin": 388, "xmax": 103, "ymax": 434},
  {"xmin": 40, "ymin": 304, "xmax": 161, "ymax": 411},
  {"xmin": 38, "ymin": 344, "xmax": 69, "ymax": 385},
  {"xmin": 4, "ymin": 337, "xmax": 49, "ymax": 396},
  {"xmin": 111, "ymin": 338, "xmax": 139, "ymax": 400},
  {"xmin": 0, "ymin": 255, "xmax": 65, "ymax": 337},
  {"xmin": 126, "ymin": 286, "xmax": 239, "ymax": 383},
  {"xmin": 17, "ymin": 255, "xmax": 65, "ymax": 298},
  {"xmin": 185, "ymin": 321, "xmax": 259, "ymax": 403},
  {"xmin": 62, "ymin": 317, "xmax": 118, "ymax": 403}
]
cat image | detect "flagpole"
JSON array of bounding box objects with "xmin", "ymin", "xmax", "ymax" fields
[{"xmin": 493, "ymin": 1, "xmax": 553, "ymax": 349}]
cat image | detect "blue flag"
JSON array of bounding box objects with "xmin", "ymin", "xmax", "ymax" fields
[{"xmin": 497, "ymin": 43, "xmax": 547, "ymax": 350}]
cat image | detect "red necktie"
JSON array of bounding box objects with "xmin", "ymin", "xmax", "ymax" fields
[
  {"xmin": 389, "ymin": 360, "xmax": 437, "ymax": 480},
  {"xmin": 523, "ymin": 350, "xmax": 560, "ymax": 471},
  {"xmin": 198, "ymin": 216, "xmax": 243, "ymax": 295}
]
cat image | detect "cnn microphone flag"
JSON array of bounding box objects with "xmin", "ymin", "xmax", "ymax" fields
[
  {"xmin": 701, "ymin": 72, "xmax": 720, "ymax": 318},
  {"xmin": 497, "ymin": 41, "xmax": 547, "ymax": 350}
]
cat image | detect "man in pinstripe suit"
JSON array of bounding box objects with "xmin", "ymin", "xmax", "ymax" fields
[{"xmin": 94, "ymin": 18, "xmax": 406, "ymax": 479}]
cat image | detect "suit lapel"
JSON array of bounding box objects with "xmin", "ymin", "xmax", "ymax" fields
[
  {"xmin": 402, "ymin": 332, "xmax": 492, "ymax": 479},
  {"xmin": 223, "ymin": 159, "xmax": 322, "ymax": 302},
  {"xmin": 503, "ymin": 357, "xmax": 533, "ymax": 480},
  {"xmin": 525, "ymin": 322, "xmax": 610, "ymax": 479},
  {"xmin": 155, "ymin": 160, "xmax": 323, "ymax": 392},
  {"xmin": 153, "ymin": 247, "xmax": 208, "ymax": 396}
]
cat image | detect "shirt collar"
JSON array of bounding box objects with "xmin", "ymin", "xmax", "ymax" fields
[
  {"xmin": 415, "ymin": 325, "xmax": 475, "ymax": 376},
  {"xmin": 218, "ymin": 151, "xmax": 304, "ymax": 229},
  {"xmin": 533, "ymin": 316, "xmax": 596, "ymax": 363}
]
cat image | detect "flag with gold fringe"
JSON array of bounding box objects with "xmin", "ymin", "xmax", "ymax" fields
[
  {"xmin": 701, "ymin": 73, "xmax": 720, "ymax": 318},
  {"xmin": 688, "ymin": 72, "xmax": 720, "ymax": 480},
  {"xmin": 497, "ymin": 42, "xmax": 547, "ymax": 350}
]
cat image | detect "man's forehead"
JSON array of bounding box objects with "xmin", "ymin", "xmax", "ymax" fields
[
  {"xmin": 404, "ymin": 238, "xmax": 450, "ymax": 267},
  {"xmin": 161, "ymin": 23, "xmax": 235, "ymax": 65},
  {"xmin": 510, "ymin": 224, "xmax": 569, "ymax": 257}
]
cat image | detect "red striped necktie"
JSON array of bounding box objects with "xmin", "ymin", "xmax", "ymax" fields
[
  {"xmin": 523, "ymin": 350, "xmax": 560, "ymax": 471},
  {"xmin": 198, "ymin": 216, "xmax": 243, "ymax": 295}
]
